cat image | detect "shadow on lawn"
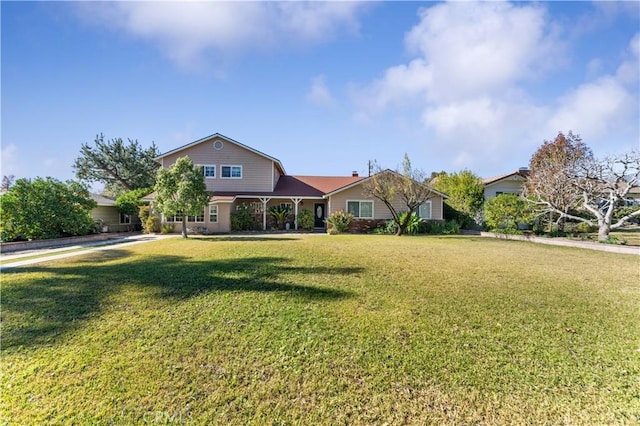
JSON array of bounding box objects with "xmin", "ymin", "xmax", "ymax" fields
[{"xmin": 2, "ymin": 249, "xmax": 358, "ymax": 351}]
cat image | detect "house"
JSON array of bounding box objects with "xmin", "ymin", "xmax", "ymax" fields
[
  {"xmin": 90, "ymin": 193, "xmax": 139, "ymax": 232},
  {"xmin": 151, "ymin": 133, "xmax": 446, "ymax": 233},
  {"xmin": 482, "ymin": 168, "xmax": 530, "ymax": 200}
]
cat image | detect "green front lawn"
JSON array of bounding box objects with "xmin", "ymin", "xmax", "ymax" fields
[{"xmin": 2, "ymin": 235, "xmax": 638, "ymax": 424}]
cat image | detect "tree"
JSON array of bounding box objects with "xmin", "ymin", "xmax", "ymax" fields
[
  {"xmin": 432, "ymin": 169, "xmax": 484, "ymax": 228},
  {"xmin": 526, "ymin": 131, "xmax": 593, "ymax": 231},
  {"xmin": 484, "ymin": 194, "xmax": 534, "ymax": 232},
  {"xmin": 0, "ymin": 177, "xmax": 96, "ymax": 241},
  {"xmin": 115, "ymin": 188, "xmax": 152, "ymax": 217},
  {"xmin": 154, "ymin": 156, "xmax": 209, "ymax": 238},
  {"xmin": 527, "ymin": 132, "xmax": 640, "ymax": 241},
  {"xmin": 363, "ymin": 154, "xmax": 433, "ymax": 236},
  {"xmin": 1, "ymin": 175, "xmax": 15, "ymax": 193},
  {"xmin": 74, "ymin": 133, "xmax": 160, "ymax": 195}
]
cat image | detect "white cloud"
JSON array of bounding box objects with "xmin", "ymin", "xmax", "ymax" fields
[
  {"xmin": 307, "ymin": 75, "xmax": 335, "ymax": 107},
  {"xmin": 1, "ymin": 144, "xmax": 20, "ymax": 178},
  {"xmin": 352, "ymin": 2, "xmax": 638, "ymax": 174},
  {"xmin": 74, "ymin": 2, "xmax": 367, "ymax": 69}
]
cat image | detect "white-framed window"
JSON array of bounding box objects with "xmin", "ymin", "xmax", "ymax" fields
[
  {"xmin": 209, "ymin": 205, "xmax": 218, "ymax": 223},
  {"xmin": 165, "ymin": 210, "xmax": 205, "ymax": 223},
  {"xmin": 347, "ymin": 200, "xmax": 373, "ymax": 219},
  {"xmin": 187, "ymin": 208, "xmax": 205, "ymax": 223},
  {"xmin": 203, "ymin": 165, "xmax": 216, "ymax": 179},
  {"xmin": 418, "ymin": 201, "xmax": 432, "ymax": 220},
  {"xmin": 279, "ymin": 202, "xmax": 292, "ymax": 211},
  {"xmin": 165, "ymin": 211, "xmax": 183, "ymax": 223},
  {"xmin": 119, "ymin": 213, "xmax": 132, "ymax": 224},
  {"xmin": 221, "ymin": 165, "xmax": 242, "ymax": 179}
]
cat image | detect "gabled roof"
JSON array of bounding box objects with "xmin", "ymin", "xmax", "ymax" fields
[
  {"xmin": 293, "ymin": 175, "xmax": 364, "ymax": 194},
  {"xmin": 483, "ymin": 169, "xmax": 530, "ymax": 186},
  {"xmin": 323, "ymin": 169, "xmax": 448, "ymax": 198},
  {"xmin": 155, "ymin": 133, "xmax": 286, "ymax": 175},
  {"xmin": 91, "ymin": 193, "xmax": 116, "ymax": 206}
]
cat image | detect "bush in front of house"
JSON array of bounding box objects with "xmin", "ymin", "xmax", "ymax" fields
[
  {"xmin": 0, "ymin": 177, "xmax": 96, "ymax": 242},
  {"xmin": 144, "ymin": 215, "xmax": 161, "ymax": 233},
  {"xmin": 297, "ymin": 208, "xmax": 314, "ymax": 231},
  {"xmin": 326, "ymin": 210, "xmax": 353, "ymax": 234},
  {"xmin": 483, "ymin": 194, "xmax": 533, "ymax": 234},
  {"xmin": 231, "ymin": 203, "xmax": 260, "ymax": 231}
]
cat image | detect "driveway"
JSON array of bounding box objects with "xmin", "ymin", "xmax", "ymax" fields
[{"xmin": 0, "ymin": 233, "xmax": 177, "ymax": 270}]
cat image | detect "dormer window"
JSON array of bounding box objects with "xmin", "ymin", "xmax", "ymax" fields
[{"xmin": 221, "ymin": 165, "xmax": 242, "ymax": 179}]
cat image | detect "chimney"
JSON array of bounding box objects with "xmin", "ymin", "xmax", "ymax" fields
[{"xmin": 352, "ymin": 171, "xmax": 359, "ymax": 177}]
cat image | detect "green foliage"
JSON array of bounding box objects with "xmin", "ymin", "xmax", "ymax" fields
[
  {"xmin": 484, "ymin": 194, "xmax": 534, "ymax": 232},
  {"xmin": 0, "ymin": 177, "xmax": 96, "ymax": 241},
  {"xmin": 138, "ymin": 205, "xmax": 150, "ymax": 224},
  {"xmin": 74, "ymin": 133, "xmax": 160, "ymax": 195},
  {"xmin": 432, "ymin": 169, "xmax": 484, "ymax": 228},
  {"xmin": 231, "ymin": 203, "xmax": 259, "ymax": 231},
  {"xmin": 115, "ymin": 187, "xmax": 151, "ymax": 216},
  {"xmin": 297, "ymin": 208, "xmax": 314, "ymax": 231},
  {"xmin": 421, "ymin": 220, "xmax": 461, "ymax": 235},
  {"xmin": 326, "ymin": 209, "xmax": 353, "ymax": 234},
  {"xmin": 614, "ymin": 205, "xmax": 640, "ymax": 224},
  {"xmin": 144, "ymin": 216, "xmax": 161, "ymax": 234},
  {"xmin": 268, "ymin": 205, "xmax": 290, "ymax": 230},
  {"xmin": 154, "ymin": 157, "xmax": 209, "ymax": 238},
  {"xmin": 399, "ymin": 211, "xmax": 422, "ymax": 234},
  {"xmin": 599, "ymin": 236, "xmax": 628, "ymax": 245},
  {"xmin": 160, "ymin": 223, "xmax": 174, "ymax": 234}
]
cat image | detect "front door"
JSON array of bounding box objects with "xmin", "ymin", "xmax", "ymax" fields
[{"xmin": 313, "ymin": 203, "xmax": 325, "ymax": 228}]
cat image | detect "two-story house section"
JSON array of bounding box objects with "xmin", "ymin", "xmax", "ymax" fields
[{"xmin": 152, "ymin": 133, "xmax": 446, "ymax": 233}]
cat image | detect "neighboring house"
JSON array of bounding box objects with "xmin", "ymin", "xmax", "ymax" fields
[
  {"xmin": 90, "ymin": 193, "xmax": 139, "ymax": 232},
  {"xmin": 625, "ymin": 186, "xmax": 640, "ymax": 206},
  {"xmin": 482, "ymin": 168, "xmax": 530, "ymax": 200},
  {"xmin": 150, "ymin": 133, "xmax": 446, "ymax": 233}
]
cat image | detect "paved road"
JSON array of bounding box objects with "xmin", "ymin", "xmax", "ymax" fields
[{"xmin": 0, "ymin": 234, "xmax": 176, "ymax": 270}]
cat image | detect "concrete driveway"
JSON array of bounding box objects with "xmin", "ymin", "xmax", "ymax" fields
[{"xmin": 0, "ymin": 233, "xmax": 177, "ymax": 270}]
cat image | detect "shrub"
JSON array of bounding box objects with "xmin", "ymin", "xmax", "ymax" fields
[
  {"xmin": 576, "ymin": 221, "xmax": 596, "ymax": 234},
  {"xmin": 138, "ymin": 205, "xmax": 150, "ymax": 224},
  {"xmin": 268, "ymin": 205, "xmax": 290, "ymax": 230},
  {"xmin": 399, "ymin": 211, "xmax": 422, "ymax": 234},
  {"xmin": 144, "ymin": 215, "xmax": 161, "ymax": 233},
  {"xmin": 160, "ymin": 223, "xmax": 174, "ymax": 234},
  {"xmin": 231, "ymin": 204, "xmax": 259, "ymax": 231},
  {"xmin": 421, "ymin": 220, "xmax": 461, "ymax": 235},
  {"xmin": 297, "ymin": 208, "xmax": 314, "ymax": 231},
  {"xmin": 326, "ymin": 210, "xmax": 353, "ymax": 234},
  {"xmin": 484, "ymin": 194, "xmax": 533, "ymax": 232}
]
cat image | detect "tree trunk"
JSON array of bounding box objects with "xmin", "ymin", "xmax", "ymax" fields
[
  {"xmin": 598, "ymin": 225, "xmax": 610, "ymax": 241},
  {"xmin": 182, "ymin": 216, "xmax": 188, "ymax": 238}
]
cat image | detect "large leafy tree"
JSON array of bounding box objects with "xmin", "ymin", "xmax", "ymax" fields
[
  {"xmin": 74, "ymin": 133, "xmax": 160, "ymax": 195},
  {"xmin": 363, "ymin": 154, "xmax": 433, "ymax": 236},
  {"xmin": 432, "ymin": 169, "xmax": 484, "ymax": 228},
  {"xmin": 0, "ymin": 177, "xmax": 96, "ymax": 241},
  {"xmin": 527, "ymin": 131, "xmax": 640, "ymax": 240},
  {"xmin": 154, "ymin": 156, "xmax": 209, "ymax": 238}
]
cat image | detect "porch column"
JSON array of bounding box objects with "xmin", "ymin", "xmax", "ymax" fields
[
  {"xmin": 292, "ymin": 198, "xmax": 302, "ymax": 230},
  {"xmin": 259, "ymin": 197, "xmax": 270, "ymax": 230}
]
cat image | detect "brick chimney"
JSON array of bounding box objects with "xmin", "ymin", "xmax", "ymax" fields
[{"xmin": 352, "ymin": 171, "xmax": 359, "ymax": 177}]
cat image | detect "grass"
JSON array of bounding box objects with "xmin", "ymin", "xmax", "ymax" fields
[{"xmin": 2, "ymin": 235, "xmax": 639, "ymax": 424}]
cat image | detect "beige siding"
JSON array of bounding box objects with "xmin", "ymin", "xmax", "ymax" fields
[
  {"xmin": 91, "ymin": 206, "xmax": 138, "ymax": 232},
  {"xmin": 161, "ymin": 137, "xmax": 275, "ymax": 192},
  {"xmin": 484, "ymin": 177, "xmax": 526, "ymax": 199},
  {"xmin": 327, "ymin": 184, "xmax": 444, "ymax": 220},
  {"xmin": 165, "ymin": 203, "xmax": 233, "ymax": 234}
]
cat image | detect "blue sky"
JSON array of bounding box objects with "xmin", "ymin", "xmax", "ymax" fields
[{"xmin": 2, "ymin": 1, "xmax": 639, "ymax": 190}]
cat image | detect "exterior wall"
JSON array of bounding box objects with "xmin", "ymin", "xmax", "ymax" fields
[
  {"xmin": 161, "ymin": 137, "xmax": 276, "ymax": 192},
  {"xmin": 91, "ymin": 206, "xmax": 139, "ymax": 232},
  {"xmin": 165, "ymin": 203, "xmax": 233, "ymax": 234},
  {"xmin": 327, "ymin": 185, "xmax": 444, "ymax": 220},
  {"xmin": 484, "ymin": 176, "xmax": 526, "ymax": 199}
]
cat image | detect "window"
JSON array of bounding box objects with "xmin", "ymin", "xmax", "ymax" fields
[
  {"xmin": 119, "ymin": 213, "xmax": 131, "ymax": 224},
  {"xmin": 187, "ymin": 208, "xmax": 205, "ymax": 223},
  {"xmin": 203, "ymin": 165, "xmax": 216, "ymax": 178},
  {"xmin": 165, "ymin": 210, "xmax": 204, "ymax": 223},
  {"xmin": 249, "ymin": 202, "xmax": 263, "ymax": 215},
  {"xmin": 347, "ymin": 200, "xmax": 373, "ymax": 218},
  {"xmin": 209, "ymin": 205, "xmax": 218, "ymax": 223},
  {"xmin": 221, "ymin": 165, "xmax": 242, "ymax": 179},
  {"xmin": 279, "ymin": 202, "xmax": 292, "ymax": 211},
  {"xmin": 165, "ymin": 211, "xmax": 183, "ymax": 223},
  {"xmin": 418, "ymin": 201, "xmax": 432, "ymax": 219}
]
